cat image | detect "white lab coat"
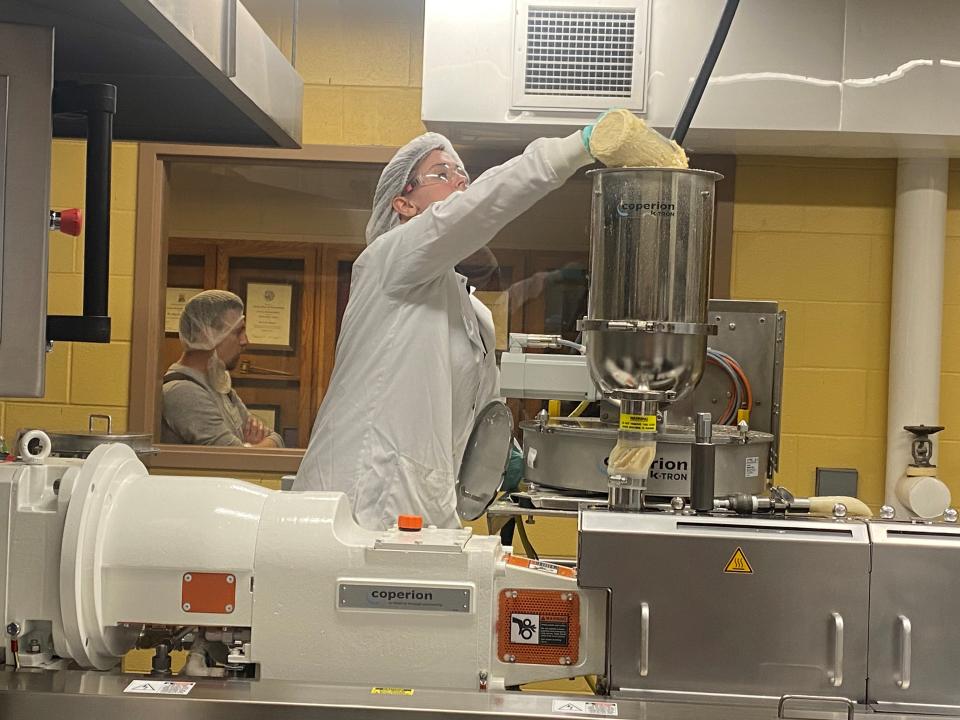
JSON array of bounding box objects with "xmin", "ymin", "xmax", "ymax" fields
[{"xmin": 294, "ymin": 131, "xmax": 593, "ymax": 530}]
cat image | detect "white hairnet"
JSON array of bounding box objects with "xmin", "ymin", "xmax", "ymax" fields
[
  {"xmin": 365, "ymin": 132, "xmax": 468, "ymax": 244},
  {"xmin": 179, "ymin": 289, "xmax": 245, "ymax": 351}
]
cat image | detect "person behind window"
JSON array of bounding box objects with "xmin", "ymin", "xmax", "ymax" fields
[
  {"xmin": 294, "ymin": 125, "xmax": 597, "ymax": 530},
  {"xmin": 161, "ymin": 289, "xmax": 283, "ymax": 448}
]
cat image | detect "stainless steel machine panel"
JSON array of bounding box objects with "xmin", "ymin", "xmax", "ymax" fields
[
  {"xmin": 668, "ymin": 299, "xmax": 786, "ymax": 475},
  {"xmin": 867, "ymin": 521, "xmax": 960, "ymax": 709},
  {"xmin": 0, "ymin": 23, "xmax": 52, "ymax": 397},
  {"xmin": 578, "ymin": 512, "xmax": 870, "ymax": 700}
]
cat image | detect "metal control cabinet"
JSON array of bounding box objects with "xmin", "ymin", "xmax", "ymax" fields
[
  {"xmin": 868, "ymin": 521, "xmax": 960, "ymax": 711},
  {"xmin": 0, "ymin": 24, "xmax": 52, "ymax": 397},
  {"xmin": 578, "ymin": 512, "xmax": 871, "ymax": 700}
]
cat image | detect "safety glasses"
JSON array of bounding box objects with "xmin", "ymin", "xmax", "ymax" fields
[{"xmin": 402, "ymin": 162, "xmax": 469, "ymax": 195}]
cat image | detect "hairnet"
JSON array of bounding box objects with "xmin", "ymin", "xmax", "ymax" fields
[
  {"xmin": 365, "ymin": 132, "xmax": 468, "ymax": 244},
  {"xmin": 179, "ymin": 289, "xmax": 245, "ymax": 351}
]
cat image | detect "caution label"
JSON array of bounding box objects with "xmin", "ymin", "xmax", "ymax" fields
[
  {"xmin": 124, "ymin": 680, "xmax": 195, "ymax": 695},
  {"xmin": 506, "ymin": 554, "xmax": 577, "ymax": 578},
  {"xmin": 552, "ymin": 699, "xmax": 619, "ymax": 716},
  {"xmin": 371, "ymin": 687, "xmax": 415, "ymax": 696},
  {"xmin": 724, "ymin": 547, "xmax": 753, "ymax": 574},
  {"xmin": 619, "ymin": 413, "xmax": 657, "ymax": 432}
]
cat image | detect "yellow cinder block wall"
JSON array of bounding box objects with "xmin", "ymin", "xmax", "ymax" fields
[
  {"xmin": 935, "ymin": 163, "xmax": 960, "ymax": 492},
  {"xmin": 733, "ymin": 157, "xmax": 960, "ymax": 505},
  {"xmin": 243, "ymin": 0, "xmax": 425, "ymax": 146},
  {"xmin": 731, "ymin": 157, "xmax": 896, "ymax": 507}
]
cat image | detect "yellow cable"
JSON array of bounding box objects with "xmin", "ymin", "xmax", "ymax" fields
[
  {"xmin": 547, "ymin": 400, "xmax": 561, "ymax": 417},
  {"xmin": 567, "ymin": 401, "xmax": 589, "ymax": 418}
]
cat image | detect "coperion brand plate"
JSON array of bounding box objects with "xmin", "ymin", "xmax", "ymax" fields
[{"xmin": 337, "ymin": 582, "xmax": 471, "ymax": 613}]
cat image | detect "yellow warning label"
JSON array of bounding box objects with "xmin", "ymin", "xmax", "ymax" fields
[
  {"xmin": 371, "ymin": 687, "xmax": 415, "ymax": 696},
  {"xmin": 619, "ymin": 413, "xmax": 657, "ymax": 432},
  {"xmin": 724, "ymin": 547, "xmax": 753, "ymax": 574}
]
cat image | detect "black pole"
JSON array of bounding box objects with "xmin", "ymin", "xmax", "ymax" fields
[
  {"xmin": 48, "ymin": 83, "xmax": 116, "ymax": 343},
  {"xmin": 670, "ymin": 0, "xmax": 740, "ymax": 145},
  {"xmin": 691, "ymin": 413, "xmax": 716, "ymax": 513},
  {"xmin": 83, "ymin": 100, "xmax": 113, "ymax": 319}
]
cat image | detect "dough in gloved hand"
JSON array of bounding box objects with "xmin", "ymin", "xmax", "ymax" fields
[{"xmin": 590, "ymin": 109, "xmax": 688, "ymax": 169}]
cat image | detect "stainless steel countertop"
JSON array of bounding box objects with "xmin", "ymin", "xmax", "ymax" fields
[{"xmin": 0, "ymin": 669, "xmax": 955, "ymax": 720}]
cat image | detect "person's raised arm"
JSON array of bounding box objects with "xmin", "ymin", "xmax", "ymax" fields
[{"xmin": 378, "ymin": 131, "xmax": 592, "ymax": 295}]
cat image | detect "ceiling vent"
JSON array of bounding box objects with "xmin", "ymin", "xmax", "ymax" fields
[{"xmin": 512, "ymin": 1, "xmax": 650, "ymax": 111}]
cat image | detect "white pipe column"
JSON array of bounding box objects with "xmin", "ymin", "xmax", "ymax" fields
[{"xmin": 884, "ymin": 158, "xmax": 949, "ymax": 515}]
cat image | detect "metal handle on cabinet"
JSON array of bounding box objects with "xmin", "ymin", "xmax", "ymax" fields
[
  {"xmin": 223, "ymin": 0, "xmax": 238, "ymax": 78},
  {"xmin": 778, "ymin": 695, "xmax": 855, "ymax": 720},
  {"xmin": 897, "ymin": 614, "xmax": 912, "ymax": 690},
  {"xmin": 88, "ymin": 413, "xmax": 112, "ymax": 434},
  {"xmin": 829, "ymin": 612, "xmax": 844, "ymax": 687},
  {"xmin": 638, "ymin": 602, "xmax": 649, "ymax": 677}
]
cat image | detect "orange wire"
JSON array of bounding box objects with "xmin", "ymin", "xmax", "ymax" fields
[
  {"xmin": 724, "ymin": 355, "xmax": 753, "ymax": 412},
  {"xmin": 707, "ymin": 356, "xmax": 737, "ymax": 423}
]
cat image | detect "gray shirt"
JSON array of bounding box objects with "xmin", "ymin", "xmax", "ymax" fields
[{"xmin": 160, "ymin": 363, "xmax": 284, "ymax": 447}]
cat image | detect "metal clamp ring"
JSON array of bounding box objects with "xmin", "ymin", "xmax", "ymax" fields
[
  {"xmin": 612, "ymin": 389, "xmax": 676, "ymax": 402},
  {"xmin": 579, "ymin": 318, "xmax": 718, "ymax": 336}
]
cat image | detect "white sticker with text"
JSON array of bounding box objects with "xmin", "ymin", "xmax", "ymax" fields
[
  {"xmin": 552, "ymin": 699, "xmax": 619, "ymax": 716},
  {"xmin": 124, "ymin": 680, "xmax": 195, "ymax": 695}
]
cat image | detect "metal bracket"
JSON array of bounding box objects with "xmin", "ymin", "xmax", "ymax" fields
[
  {"xmin": 778, "ymin": 694, "xmax": 855, "ymax": 720},
  {"xmin": 768, "ymin": 310, "xmax": 787, "ymax": 477},
  {"xmin": 579, "ymin": 318, "xmax": 718, "ymax": 336}
]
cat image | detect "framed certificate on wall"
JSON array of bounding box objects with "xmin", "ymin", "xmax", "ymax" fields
[
  {"xmin": 164, "ymin": 287, "xmax": 203, "ymax": 334},
  {"xmin": 247, "ymin": 404, "xmax": 280, "ymax": 433},
  {"xmin": 244, "ymin": 281, "xmax": 297, "ymax": 351}
]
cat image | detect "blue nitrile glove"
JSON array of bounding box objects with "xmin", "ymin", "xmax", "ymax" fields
[
  {"xmin": 581, "ymin": 124, "xmax": 595, "ymax": 152},
  {"xmin": 501, "ymin": 443, "xmax": 525, "ymax": 493}
]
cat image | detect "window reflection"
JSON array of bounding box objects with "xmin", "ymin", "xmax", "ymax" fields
[{"xmin": 160, "ymin": 159, "xmax": 591, "ymax": 448}]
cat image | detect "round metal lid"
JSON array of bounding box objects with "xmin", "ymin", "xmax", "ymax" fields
[
  {"xmin": 456, "ymin": 401, "xmax": 514, "ymax": 521},
  {"xmin": 21, "ymin": 414, "xmax": 156, "ymax": 458},
  {"xmin": 43, "ymin": 431, "xmax": 156, "ymax": 457}
]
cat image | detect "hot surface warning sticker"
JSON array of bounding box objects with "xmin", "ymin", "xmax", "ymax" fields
[{"xmin": 724, "ymin": 547, "xmax": 753, "ymax": 574}]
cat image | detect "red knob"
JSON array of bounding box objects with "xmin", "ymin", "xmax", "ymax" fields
[
  {"xmin": 59, "ymin": 208, "xmax": 83, "ymax": 236},
  {"xmin": 397, "ymin": 514, "xmax": 423, "ymax": 532}
]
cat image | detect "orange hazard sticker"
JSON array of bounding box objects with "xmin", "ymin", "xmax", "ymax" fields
[{"xmin": 724, "ymin": 547, "xmax": 753, "ymax": 574}]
